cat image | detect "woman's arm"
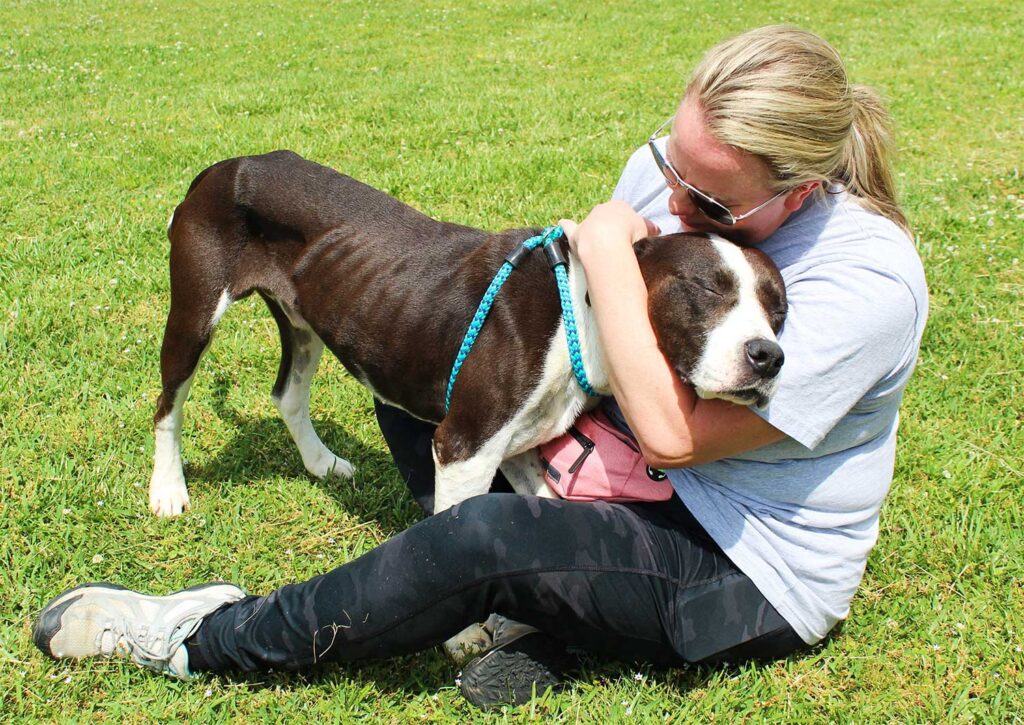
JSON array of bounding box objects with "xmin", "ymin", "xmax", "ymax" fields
[{"xmin": 562, "ymin": 202, "xmax": 785, "ymax": 468}]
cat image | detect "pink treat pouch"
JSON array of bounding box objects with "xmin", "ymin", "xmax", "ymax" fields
[{"xmin": 539, "ymin": 408, "xmax": 674, "ymax": 503}]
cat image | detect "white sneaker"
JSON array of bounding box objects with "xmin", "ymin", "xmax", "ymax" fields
[{"xmin": 33, "ymin": 582, "xmax": 246, "ymax": 679}]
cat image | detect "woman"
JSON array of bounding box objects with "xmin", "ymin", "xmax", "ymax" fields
[{"xmin": 33, "ymin": 26, "xmax": 927, "ymax": 708}]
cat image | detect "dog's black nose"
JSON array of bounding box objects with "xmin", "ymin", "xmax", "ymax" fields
[{"xmin": 745, "ymin": 338, "xmax": 784, "ymax": 379}]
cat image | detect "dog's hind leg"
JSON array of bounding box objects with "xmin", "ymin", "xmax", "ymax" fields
[
  {"xmin": 150, "ymin": 289, "xmax": 232, "ymax": 517},
  {"xmin": 263, "ymin": 294, "xmax": 354, "ymax": 481}
]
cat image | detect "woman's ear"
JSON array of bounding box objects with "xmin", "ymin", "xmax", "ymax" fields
[{"xmin": 783, "ymin": 181, "xmax": 821, "ymax": 211}]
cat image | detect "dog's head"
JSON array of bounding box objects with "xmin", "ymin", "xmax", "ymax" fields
[{"xmin": 635, "ymin": 233, "xmax": 787, "ymax": 407}]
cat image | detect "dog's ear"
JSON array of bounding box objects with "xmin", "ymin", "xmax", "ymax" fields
[{"xmin": 632, "ymin": 236, "xmax": 654, "ymax": 258}]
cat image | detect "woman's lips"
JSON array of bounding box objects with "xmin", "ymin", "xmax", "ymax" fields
[{"xmin": 677, "ymin": 215, "xmax": 707, "ymax": 231}]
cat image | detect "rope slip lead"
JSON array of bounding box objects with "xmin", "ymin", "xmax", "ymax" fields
[{"xmin": 444, "ymin": 225, "xmax": 599, "ymax": 413}]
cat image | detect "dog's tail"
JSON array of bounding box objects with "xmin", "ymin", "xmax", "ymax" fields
[
  {"xmin": 183, "ymin": 164, "xmax": 218, "ymax": 198},
  {"xmin": 167, "ymin": 160, "xmax": 232, "ymax": 240}
]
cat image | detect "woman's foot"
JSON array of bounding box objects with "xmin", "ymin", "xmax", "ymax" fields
[
  {"xmin": 33, "ymin": 582, "xmax": 245, "ymax": 679},
  {"xmin": 458, "ymin": 629, "xmax": 577, "ymax": 708}
]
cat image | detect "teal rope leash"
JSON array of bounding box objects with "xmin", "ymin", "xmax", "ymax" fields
[
  {"xmin": 443, "ymin": 230, "xmax": 549, "ymax": 411},
  {"xmin": 530, "ymin": 229, "xmax": 600, "ymax": 400},
  {"xmin": 549, "ymin": 250, "xmax": 597, "ymax": 399},
  {"xmin": 444, "ymin": 226, "xmax": 598, "ymax": 412}
]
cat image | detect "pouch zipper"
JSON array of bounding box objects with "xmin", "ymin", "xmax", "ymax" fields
[{"xmin": 567, "ymin": 427, "xmax": 595, "ymax": 474}]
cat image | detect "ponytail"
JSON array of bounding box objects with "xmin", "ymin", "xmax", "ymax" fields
[{"xmin": 838, "ymin": 85, "xmax": 910, "ymax": 235}]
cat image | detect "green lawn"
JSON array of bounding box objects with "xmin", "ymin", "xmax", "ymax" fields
[{"xmin": 2, "ymin": 0, "xmax": 1022, "ymax": 721}]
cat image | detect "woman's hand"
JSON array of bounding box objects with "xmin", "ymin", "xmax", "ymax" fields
[{"xmin": 558, "ymin": 201, "xmax": 660, "ymax": 258}]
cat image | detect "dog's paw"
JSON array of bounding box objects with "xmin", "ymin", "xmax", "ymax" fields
[
  {"xmin": 305, "ymin": 451, "xmax": 354, "ymax": 480},
  {"xmin": 149, "ymin": 475, "xmax": 191, "ymax": 517}
]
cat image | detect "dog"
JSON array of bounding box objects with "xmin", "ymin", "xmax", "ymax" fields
[{"xmin": 148, "ymin": 150, "xmax": 786, "ymax": 517}]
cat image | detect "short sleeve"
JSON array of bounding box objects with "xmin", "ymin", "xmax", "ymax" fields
[
  {"xmin": 611, "ymin": 144, "xmax": 654, "ymax": 203},
  {"xmin": 754, "ymin": 260, "xmax": 919, "ymax": 450}
]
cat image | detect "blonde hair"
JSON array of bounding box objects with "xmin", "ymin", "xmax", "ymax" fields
[{"xmin": 686, "ymin": 25, "xmax": 909, "ymax": 234}]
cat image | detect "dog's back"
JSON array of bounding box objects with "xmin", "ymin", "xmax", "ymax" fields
[
  {"xmin": 174, "ymin": 150, "xmax": 475, "ymax": 252},
  {"xmin": 170, "ymin": 151, "xmax": 558, "ymax": 413}
]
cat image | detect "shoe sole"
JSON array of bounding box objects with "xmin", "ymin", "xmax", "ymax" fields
[{"xmin": 459, "ymin": 631, "xmax": 575, "ymax": 709}]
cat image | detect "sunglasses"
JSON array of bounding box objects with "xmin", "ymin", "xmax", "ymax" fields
[{"xmin": 647, "ymin": 117, "xmax": 788, "ymax": 226}]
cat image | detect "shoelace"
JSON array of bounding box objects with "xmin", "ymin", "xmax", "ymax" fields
[{"xmin": 98, "ymin": 619, "xmax": 186, "ymax": 668}]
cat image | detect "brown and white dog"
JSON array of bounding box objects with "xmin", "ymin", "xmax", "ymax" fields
[{"xmin": 148, "ymin": 150, "xmax": 786, "ymax": 517}]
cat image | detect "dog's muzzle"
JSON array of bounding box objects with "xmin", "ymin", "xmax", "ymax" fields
[{"xmin": 692, "ymin": 336, "xmax": 785, "ymax": 408}]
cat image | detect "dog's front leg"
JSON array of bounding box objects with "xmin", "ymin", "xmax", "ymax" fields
[
  {"xmin": 432, "ymin": 451, "xmax": 507, "ymax": 514},
  {"xmin": 431, "ymin": 424, "xmax": 509, "ymax": 514}
]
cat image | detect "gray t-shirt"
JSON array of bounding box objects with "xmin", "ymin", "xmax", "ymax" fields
[{"xmin": 610, "ymin": 141, "xmax": 929, "ymax": 644}]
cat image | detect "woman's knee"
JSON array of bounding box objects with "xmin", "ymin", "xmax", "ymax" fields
[
  {"xmin": 444, "ymin": 492, "xmax": 569, "ymax": 531},
  {"xmin": 440, "ymin": 492, "xmax": 525, "ymax": 541},
  {"xmin": 434, "ymin": 493, "xmax": 633, "ymax": 575},
  {"xmin": 434, "ymin": 493, "xmax": 563, "ymax": 563}
]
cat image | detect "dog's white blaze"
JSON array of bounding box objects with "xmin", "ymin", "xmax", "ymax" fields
[
  {"xmin": 690, "ymin": 238, "xmax": 778, "ymax": 399},
  {"xmin": 433, "ymin": 257, "xmax": 608, "ymax": 511}
]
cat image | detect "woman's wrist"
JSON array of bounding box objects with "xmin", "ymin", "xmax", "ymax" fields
[
  {"xmin": 575, "ymin": 228, "xmax": 634, "ymax": 269},
  {"xmin": 560, "ymin": 201, "xmax": 659, "ymax": 266}
]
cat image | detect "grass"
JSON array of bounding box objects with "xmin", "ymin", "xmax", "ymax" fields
[{"xmin": 1, "ymin": 0, "xmax": 1022, "ymax": 721}]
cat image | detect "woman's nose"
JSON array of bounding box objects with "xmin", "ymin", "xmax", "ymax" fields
[{"xmin": 667, "ymin": 185, "xmax": 696, "ymax": 217}]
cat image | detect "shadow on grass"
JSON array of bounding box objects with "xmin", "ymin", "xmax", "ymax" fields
[
  {"xmin": 186, "ymin": 402, "xmax": 425, "ymax": 536},
  {"xmin": 654, "ymin": 631, "xmax": 840, "ymax": 693},
  {"xmin": 289, "ymin": 637, "xmax": 837, "ymax": 705},
  {"xmin": 212, "ymin": 650, "xmax": 456, "ymax": 701},
  {"xmin": 200, "ymin": 630, "xmax": 842, "ymax": 705}
]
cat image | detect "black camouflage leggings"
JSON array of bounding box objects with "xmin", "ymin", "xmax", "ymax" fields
[{"xmin": 185, "ymin": 402, "xmax": 807, "ymax": 672}]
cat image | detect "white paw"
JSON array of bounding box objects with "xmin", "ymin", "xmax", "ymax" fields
[
  {"xmin": 535, "ymin": 482, "xmax": 557, "ymax": 498},
  {"xmin": 305, "ymin": 450, "xmax": 354, "ymax": 479},
  {"xmin": 432, "ymin": 493, "xmax": 456, "ymax": 515},
  {"xmin": 151, "ymin": 471, "xmax": 192, "ymax": 516},
  {"xmin": 433, "ymin": 482, "xmax": 490, "ymax": 514},
  {"xmin": 149, "ymin": 481, "xmax": 191, "ymax": 517}
]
